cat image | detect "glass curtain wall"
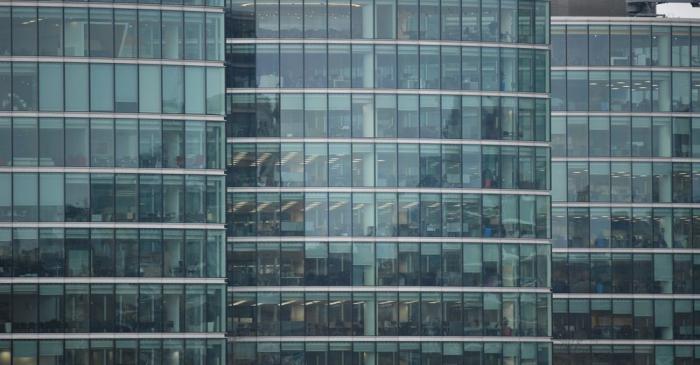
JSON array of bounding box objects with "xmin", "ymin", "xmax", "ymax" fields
[
  {"xmin": 0, "ymin": 1, "xmax": 226, "ymax": 363},
  {"xmin": 551, "ymin": 19, "xmax": 700, "ymax": 363},
  {"xmin": 226, "ymin": 0, "xmax": 551, "ymax": 363}
]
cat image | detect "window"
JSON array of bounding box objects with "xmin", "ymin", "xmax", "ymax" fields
[
  {"xmin": 12, "ymin": 8, "xmax": 37, "ymax": 56},
  {"xmin": 116, "ymin": 175, "xmax": 138, "ymax": 222},
  {"xmin": 185, "ymin": 176, "xmax": 206, "ymax": 222},
  {"xmin": 38, "ymin": 63, "xmax": 63, "ymax": 112},
  {"xmin": 589, "ymin": 25, "xmax": 610, "ymax": 66},
  {"xmin": 64, "ymin": 9, "xmax": 88, "ymax": 57},
  {"xmin": 375, "ymin": 46, "xmax": 397, "ymax": 89},
  {"xmin": 162, "ymin": 12, "xmax": 183, "ymax": 59},
  {"xmin": 352, "ymin": 45, "xmax": 374, "ymax": 88},
  {"xmin": 39, "ymin": 229, "xmax": 63, "ymax": 277},
  {"xmin": 115, "ymin": 65, "xmax": 138, "ymax": 113},
  {"xmin": 183, "ymin": 12, "xmax": 206, "ymax": 60},
  {"xmin": 419, "ymin": 47, "xmax": 441, "ymax": 90},
  {"xmin": 139, "ymin": 175, "xmax": 162, "ymax": 222},
  {"xmin": 184, "ymin": 68, "xmax": 206, "ymax": 116},
  {"xmin": 90, "ymin": 9, "xmax": 114, "ymax": 58},
  {"xmin": 36, "ymin": 8, "xmax": 62, "ymax": 56},
  {"xmin": 65, "ymin": 230, "xmax": 90, "ymax": 277},
  {"xmin": 256, "ymin": 45, "xmax": 279, "ymax": 88},
  {"xmin": 205, "ymin": 13, "xmax": 224, "ymax": 61},
  {"xmin": 115, "ymin": 10, "xmax": 137, "ymax": 58},
  {"xmin": 163, "ymin": 66, "xmax": 184, "ymax": 114},
  {"xmin": 139, "ymin": 120, "xmax": 162, "ymax": 168},
  {"xmin": 139, "ymin": 65, "xmax": 161, "ymax": 113},
  {"xmin": 13, "ymin": 174, "xmax": 38, "ymax": 222},
  {"xmin": 186, "ymin": 121, "xmax": 206, "ymax": 169},
  {"xmin": 90, "ymin": 119, "xmax": 114, "ymax": 167},
  {"xmin": 12, "ymin": 63, "xmax": 37, "ymax": 111},
  {"xmin": 115, "ymin": 231, "xmax": 138, "ymax": 277},
  {"xmin": 90, "ymin": 174, "xmax": 114, "ymax": 222},
  {"xmin": 610, "ymin": 25, "xmax": 631, "ymax": 66},
  {"xmin": 112, "ymin": 119, "xmax": 138, "ymax": 168},
  {"xmin": 91, "ymin": 231, "xmax": 114, "ymax": 277},
  {"xmin": 139, "ymin": 10, "xmax": 161, "ymax": 58},
  {"xmin": 39, "ymin": 174, "xmax": 63, "ymax": 222},
  {"xmin": 652, "ymin": 26, "xmax": 671, "ymax": 66},
  {"xmin": 208, "ymin": 67, "xmax": 225, "ymax": 115},
  {"xmin": 305, "ymin": 95, "xmax": 328, "ymax": 138}
]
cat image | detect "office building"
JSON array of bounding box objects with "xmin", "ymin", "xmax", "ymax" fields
[
  {"xmin": 224, "ymin": 0, "xmax": 552, "ymax": 363},
  {"xmin": 551, "ymin": 2, "xmax": 700, "ymax": 362},
  {"xmin": 0, "ymin": 0, "xmax": 555, "ymax": 363},
  {"xmin": 0, "ymin": 0, "xmax": 227, "ymax": 363}
]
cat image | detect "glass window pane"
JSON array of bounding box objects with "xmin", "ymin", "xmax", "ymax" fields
[
  {"xmin": 256, "ymin": 45, "xmax": 279, "ymax": 88},
  {"xmin": 13, "ymin": 63, "xmax": 38, "ymax": 111},
  {"xmin": 115, "ymin": 119, "xmax": 139, "ymax": 168},
  {"xmin": 184, "ymin": 12, "xmax": 205, "ymax": 60},
  {"xmin": 139, "ymin": 65, "xmax": 161, "ymax": 113},
  {"xmin": 115, "ymin": 10, "xmax": 137, "ymax": 58},
  {"xmin": 40, "ymin": 174, "xmax": 64, "ymax": 222},
  {"xmin": 139, "ymin": 120, "xmax": 162, "ymax": 168},
  {"xmin": 12, "ymin": 118, "xmax": 37, "ymax": 167},
  {"xmin": 162, "ymin": 11, "xmax": 183, "ymax": 59},
  {"xmin": 186, "ymin": 175, "xmax": 206, "ymax": 222},
  {"xmin": 89, "ymin": 9, "xmax": 113, "ymax": 58},
  {"xmin": 90, "ymin": 174, "xmax": 114, "ymax": 222},
  {"xmin": 163, "ymin": 66, "xmax": 184, "ymax": 114},
  {"xmin": 139, "ymin": 10, "xmax": 161, "ymax": 58},
  {"xmin": 64, "ymin": 174, "xmax": 89, "ymax": 222},
  {"xmin": 115, "ymin": 175, "xmax": 137, "ymax": 222},
  {"xmin": 12, "ymin": 8, "xmax": 37, "ymax": 56},
  {"xmin": 185, "ymin": 67, "xmax": 206, "ymax": 114},
  {"xmin": 205, "ymin": 13, "xmax": 224, "ymax": 61},
  {"xmin": 589, "ymin": 25, "xmax": 610, "ymax": 66},
  {"xmin": 65, "ymin": 9, "xmax": 88, "ymax": 57},
  {"xmin": 90, "ymin": 119, "xmax": 114, "ymax": 167},
  {"xmin": 139, "ymin": 175, "xmax": 162, "ymax": 222},
  {"xmin": 38, "ymin": 63, "xmax": 63, "ymax": 112},
  {"xmin": 13, "ymin": 173, "xmax": 38, "ymax": 222},
  {"xmin": 206, "ymin": 67, "xmax": 224, "ymax": 115},
  {"xmin": 115, "ymin": 65, "xmax": 138, "ymax": 113},
  {"xmin": 89, "ymin": 64, "xmax": 114, "ymax": 112},
  {"xmin": 328, "ymin": 44, "xmax": 351, "ymax": 88},
  {"xmin": 14, "ymin": 229, "xmax": 38, "ymax": 277}
]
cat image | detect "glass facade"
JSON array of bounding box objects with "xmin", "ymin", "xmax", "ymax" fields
[
  {"xmin": 226, "ymin": 45, "xmax": 548, "ymax": 93},
  {"xmin": 0, "ymin": 117, "xmax": 224, "ymax": 169},
  {"xmin": 0, "ymin": 173, "xmax": 224, "ymax": 223},
  {"xmin": 0, "ymin": 229, "xmax": 225, "ymax": 278},
  {"xmin": 229, "ymin": 342, "xmax": 551, "ymax": 364},
  {"xmin": 226, "ymin": 0, "xmax": 551, "ymax": 363},
  {"xmin": 551, "ymin": 18, "xmax": 700, "ymax": 364},
  {"xmin": 0, "ymin": 63, "xmax": 223, "ymax": 114},
  {"xmin": 0, "ymin": 0, "xmax": 226, "ymax": 363},
  {"xmin": 226, "ymin": 94, "xmax": 549, "ymax": 141},
  {"xmin": 229, "ymin": 291, "xmax": 549, "ymax": 337},
  {"xmin": 225, "ymin": 0, "xmax": 549, "ymax": 43},
  {"xmin": 0, "ymin": 339, "xmax": 225, "ymax": 365},
  {"xmin": 1, "ymin": 7, "xmax": 223, "ymax": 59},
  {"xmin": 227, "ymin": 192, "xmax": 549, "ymax": 238},
  {"xmin": 554, "ymin": 344, "xmax": 700, "ymax": 364},
  {"xmin": 229, "ymin": 341, "xmax": 550, "ymax": 365},
  {"xmin": 0, "ymin": 0, "xmax": 598, "ymax": 363},
  {"xmin": 0, "ymin": 283, "xmax": 224, "ymax": 333},
  {"xmin": 228, "ymin": 242, "xmax": 550, "ymax": 287}
]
